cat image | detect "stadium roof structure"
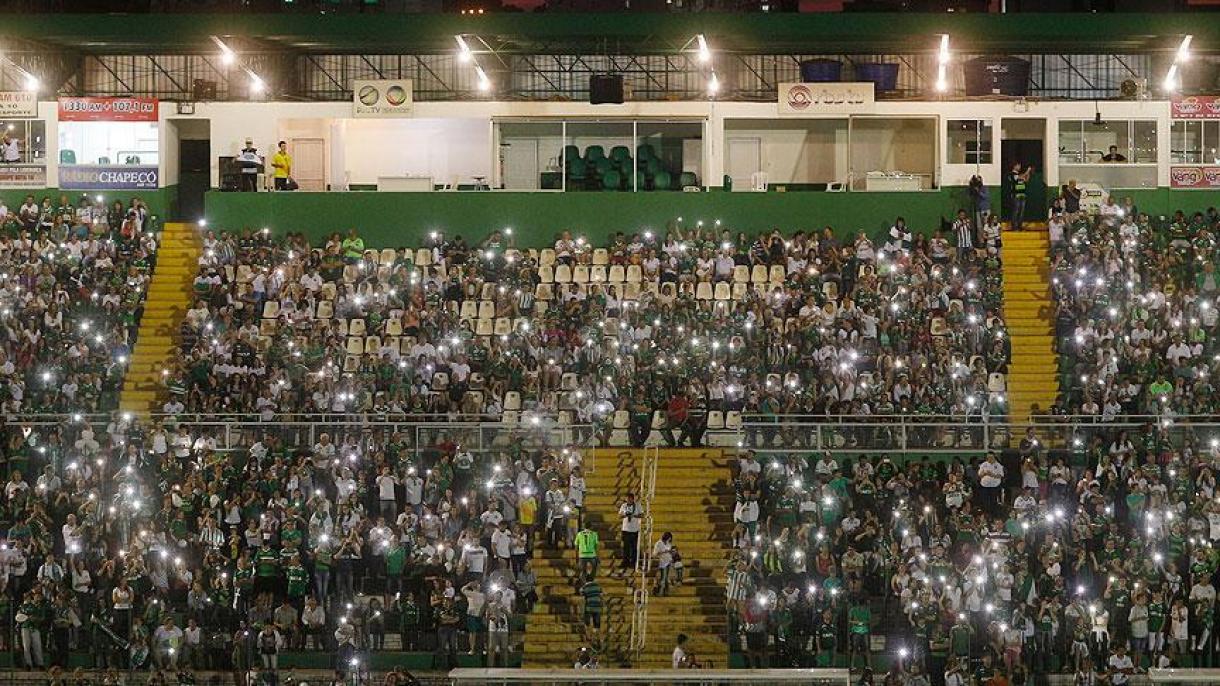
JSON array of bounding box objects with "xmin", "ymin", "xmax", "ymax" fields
[{"xmin": 0, "ymin": 12, "xmax": 1212, "ymax": 56}]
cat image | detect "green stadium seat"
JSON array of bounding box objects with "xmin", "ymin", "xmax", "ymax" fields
[
  {"xmin": 602, "ymin": 169, "xmax": 622, "ymax": 190},
  {"xmin": 60, "ymin": 149, "xmax": 76, "ymax": 164},
  {"xmin": 679, "ymin": 171, "xmax": 697, "ymax": 188},
  {"xmin": 98, "ymin": 157, "xmax": 110, "ymax": 164},
  {"xmin": 585, "ymin": 145, "xmax": 605, "ymax": 162},
  {"xmin": 653, "ymin": 170, "xmax": 672, "ymax": 190},
  {"xmin": 563, "ymin": 145, "xmax": 581, "ymax": 163},
  {"xmin": 637, "ymin": 144, "xmax": 655, "ymax": 160},
  {"xmin": 610, "ymin": 146, "xmax": 630, "ymax": 162},
  {"xmin": 594, "ymin": 158, "xmax": 613, "ymax": 175}
]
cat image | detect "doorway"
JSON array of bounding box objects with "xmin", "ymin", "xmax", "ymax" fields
[
  {"xmin": 1000, "ymin": 119, "xmax": 1047, "ymax": 222},
  {"xmin": 502, "ymin": 139, "xmax": 540, "ymax": 190},
  {"xmin": 178, "ymin": 139, "xmax": 209, "ymax": 222},
  {"xmin": 290, "ymin": 138, "xmax": 326, "ymax": 191},
  {"xmin": 726, "ymin": 137, "xmax": 762, "ymax": 191}
]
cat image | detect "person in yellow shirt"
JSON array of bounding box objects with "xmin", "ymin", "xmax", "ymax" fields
[{"xmin": 271, "ymin": 140, "xmax": 292, "ymax": 190}]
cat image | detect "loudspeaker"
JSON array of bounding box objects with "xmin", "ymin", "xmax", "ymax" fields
[
  {"xmin": 589, "ymin": 75, "xmax": 624, "ymax": 105},
  {"xmin": 193, "ymin": 79, "xmax": 218, "ymax": 100}
]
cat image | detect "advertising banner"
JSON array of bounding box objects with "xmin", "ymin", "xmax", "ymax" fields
[
  {"xmin": 1170, "ymin": 166, "xmax": 1220, "ymax": 188},
  {"xmin": 778, "ymin": 82, "xmax": 874, "ymax": 116},
  {"xmin": 0, "ymin": 164, "xmax": 45, "ymax": 187},
  {"xmin": 353, "ymin": 79, "xmax": 414, "ymax": 118},
  {"xmin": 0, "ymin": 92, "xmax": 37, "ymax": 119},
  {"xmin": 60, "ymin": 165, "xmax": 159, "ymax": 190},
  {"xmin": 58, "ymin": 97, "xmax": 159, "ymax": 122},
  {"xmin": 1170, "ymin": 96, "xmax": 1220, "ymax": 119}
]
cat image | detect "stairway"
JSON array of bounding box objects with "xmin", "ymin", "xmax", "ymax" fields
[
  {"xmin": 1000, "ymin": 226, "xmax": 1060, "ymax": 428},
  {"xmin": 119, "ymin": 222, "xmax": 202, "ymax": 415},
  {"xmin": 523, "ymin": 448, "xmax": 735, "ymax": 669}
]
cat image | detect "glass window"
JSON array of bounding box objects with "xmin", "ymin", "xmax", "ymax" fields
[
  {"xmin": 1059, "ymin": 120, "xmax": 1156, "ymax": 165},
  {"xmin": 849, "ymin": 117, "xmax": 937, "ymax": 191},
  {"xmin": 1132, "ymin": 121, "xmax": 1157, "ymax": 163},
  {"xmin": 723, "ymin": 119, "xmax": 848, "ymax": 190},
  {"xmin": 58, "ymin": 121, "xmax": 160, "ymax": 167},
  {"xmin": 1171, "ymin": 120, "xmax": 1203, "ymax": 164},
  {"xmin": 1058, "ymin": 121, "xmax": 1084, "ymax": 164},
  {"xmin": 495, "ymin": 119, "xmax": 704, "ymax": 192},
  {"xmin": 946, "ymin": 119, "xmax": 992, "ymax": 164},
  {"xmin": 0, "ymin": 120, "xmax": 46, "ymax": 164},
  {"xmin": 1083, "ymin": 120, "xmax": 1130, "ymax": 163}
]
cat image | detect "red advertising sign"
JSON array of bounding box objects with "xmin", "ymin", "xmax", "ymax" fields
[
  {"xmin": 1171, "ymin": 96, "xmax": 1220, "ymax": 119},
  {"xmin": 1170, "ymin": 166, "xmax": 1220, "ymax": 188},
  {"xmin": 58, "ymin": 97, "xmax": 158, "ymax": 122}
]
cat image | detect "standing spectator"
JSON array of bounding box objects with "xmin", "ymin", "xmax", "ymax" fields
[
  {"xmin": 271, "ymin": 141, "xmax": 293, "ymax": 191},
  {"xmin": 618, "ymin": 493, "xmax": 643, "ymax": 571},
  {"xmin": 574, "ymin": 524, "xmax": 599, "ymax": 579},
  {"xmin": 977, "ymin": 453, "xmax": 1005, "ymax": 517}
]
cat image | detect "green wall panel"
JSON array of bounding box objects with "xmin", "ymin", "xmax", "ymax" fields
[
  {"xmin": 203, "ymin": 189, "xmax": 971, "ymax": 247},
  {"xmin": 0, "ymin": 186, "xmax": 177, "ymax": 225}
]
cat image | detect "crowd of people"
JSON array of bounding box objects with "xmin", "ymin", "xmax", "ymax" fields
[
  {"xmin": 1050, "ymin": 199, "xmax": 1220, "ymax": 422},
  {"xmin": 0, "ymin": 414, "xmax": 599, "ymax": 680},
  {"xmin": 724, "ymin": 202, "xmax": 1220, "ymax": 686},
  {"xmin": 158, "ymin": 219, "xmax": 1010, "ymax": 448},
  {"xmin": 0, "ymin": 193, "xmax": 154, "ymax": 417},
  {"xmin": 14, "ymin": 188, "xmax": 1220, "ymax": 686}
]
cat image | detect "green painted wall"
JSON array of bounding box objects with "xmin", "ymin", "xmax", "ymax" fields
[
  {"xmin": 203, "ymin": 189, "xmax": 980, "ymax": 247},
  {"xmin": 0, "ymin": 186, "xmax": 178, "ymax": 224}
]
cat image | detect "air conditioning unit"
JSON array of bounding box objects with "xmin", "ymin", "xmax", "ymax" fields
[{"xmin": 1120, "ymin": 78, "xmax": 1149, "ymax": 100}]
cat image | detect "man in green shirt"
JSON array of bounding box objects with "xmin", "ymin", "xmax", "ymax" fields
[
  {"xmin": 815, "ymin": 608, "xmax": 838, "ymax": 667},
  {"xmin": 574, "ymin": 525, "xmax": 600, "ymax": 579},
  {"xmin": 580, "ymin": 574, "xmax": 603, "ymax": 640},
  {"xmin": 255, "ymin": 546, "xmax": 281, "ymax": 596},
  {"xmin": 285, "ymin": 554, "xmax": 309, "ymax": 605},
  {"xmin": 847, "ymin": 597, "xmax": 871, "ymax": 669}
]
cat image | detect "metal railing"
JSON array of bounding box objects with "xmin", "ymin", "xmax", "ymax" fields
[
  {"xmin": 734, "ymin": 414, "xmax": 1211, "ymax": 454},
  {"xmin": 627, "ymin": 445, "xmax": 659, "ymax": 662}
]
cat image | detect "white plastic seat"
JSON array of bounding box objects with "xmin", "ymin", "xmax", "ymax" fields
[
  {"xmin": 478, "ymin": 301, "xmax": 495, "ymax": 320},
  {"xmin": 431, "ymin": 372, "xmax": 449, "ymax": 390},
  {"xmin": 769, "ymin": 265, "xmax": 786, "ymax": 283},
  {"xmin": 494, "ymin": 318, "xmax": 511, "ymax": 336},
  {"xmin": 625, "ymin": 265, "xmax": 642, "ymax": 283},
  {"xmin": 385, "ymin": 319, "xmax": 403, "ymax": 337},
  {"xmin": 561, "ymin": 373, "xmax": 578, "ymax": 390},
  {"xmin": 714, "ymin": 282, "xmax": 731, "ymax": 301},
  {"xmin": 732, "ymin": 283, "xmax": 748, "ymax": 300},
  {"xmin": 346, "ymin": 337, "xmax": 364, "ymax": 355},
  {"xmin": 535, "ymin": 283, "xmax": 554, "ymax": 301},
  {"xmin": 504, "ymin": 391, "xmax": 522, "ymax": 411},
  {"xmin": 733, "ymin": 265, "xmax": 750, "ymax": 283},
  {"xmin": 612, "ymin": 410, "xmax": 630, "ymax": 429},
  {"xmin": 554, "ymin": 264, "xmax": 572, "ymax": 283},
  {"xmin": 608, "ymin": 265, "xmax": 625, "ymax": 282},
  {"xmin": 460, "ymin": 301, "xmax": 478, "ymax": 319},
  {"xmin": 539, "ymin": 249, "xmax": 556, "ymax": 266},
  {"xmin": 725, "ymin": 411, "xmax": 743, "ymax": 430},
  {"xmin": 476, "ymin": 319, "xmax": 494, "ymax": 336},
  {"xmin": 349, "ymin": 319, "xmax": 367, "ymax": 337},
  {"xmin": 364, "ymin": 336, "xmax": 381, "ymax": 354},
  {"xmin": 590, "ymin": 266, "xmax": 607, "ymax": 283},
  {"xmin": 538, "ymin": 265, "xmax": 554, "ymax": 283},
  {"xmin": 315, "ymin": 301, "xmax": 333, "ymax": 319},
  {"xmin": 696, "ymin": 282, "xmax": 714, "ymax": 300},
  {"xmin": 343, "ymin": 265, "xmax": 360, "ymax": 284},
  {"xmin": 592, "ymin": 248, "xmax": 609, "ymax": 265},
  {"xmin": 481, "ymin": 283, "xmax": 497, "ymax": 301},
  {"xmin": 414, "ymin": 248, "xmax": 432, "ymax": 266},
  {"xmin": 262, "ymin": 301, "xmax": 280, "ymax": 319},
  {"xmin": 624, "ymin": 283, "xmax": 641, "ymax": 300},
  {"xmin": 706, "ymin": 411, "xmax": 724, "ymax": 430},
  {"xmin": 343, "ymin": 355, "xmax": 360, "ymax": 372},
  {"xmin": 501, "ymin": 410, "xmax": 519, "ymax": 426},
  {"xmin": 750, "ymin": 265, "xmax": 768, "ymax": 283},
  {"xmin": 573, "ymin": 265, "xmax": 589, "ymax": 283},
  {"xmin": 651, "ymin": 410, "xmax": 667, "ymax": 430},
  {"xmin": 380, "ymin": 248, "xmax": 397, "ymax": 265}
]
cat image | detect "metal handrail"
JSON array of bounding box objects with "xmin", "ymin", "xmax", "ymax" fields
[{"xmin": 628, "ymin": 445, "xmax": 659, "ymax": 661}]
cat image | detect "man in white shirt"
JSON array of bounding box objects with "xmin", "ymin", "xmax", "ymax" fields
[
  {"xmin": 619, "ymin": 492, "xmax": 643, "ymax": 570},
  {"xmin": 1107, "ymin": 644, "xmax": 1134, "ymax": 685},
  {"xmin": 1, "ymin": 134, "xmax": 20, "ymax": 163},
  {"xmin": 977, "ymin": 452, "xmax": 1005, "ymax": 517}
]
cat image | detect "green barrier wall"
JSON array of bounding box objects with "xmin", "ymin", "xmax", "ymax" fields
[
  {"xmin": 0, "ymin": 186, "xmax": 177, "ymax": 224},
  {"xmin": 203, "ymin": 188, "xmax": 977, "ymax": 246},
  {"xmin": 197, "ymin": 187, "xmax": 1220, "ymax": 248}
]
